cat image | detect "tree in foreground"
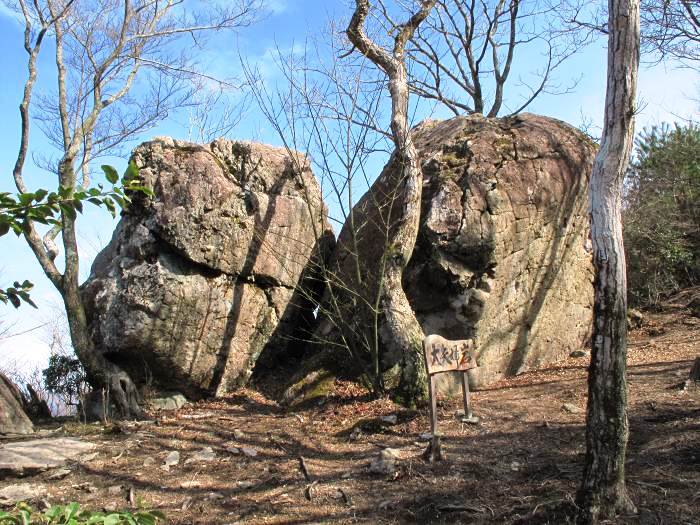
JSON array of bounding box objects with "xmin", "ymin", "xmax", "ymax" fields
[
  {"xmin": 8, "ymin": 0, "xmax": 259, "ymax": 417},
  {"xmin": 577, "ymin": 0, "xmax": 640, "ymax": 521}
]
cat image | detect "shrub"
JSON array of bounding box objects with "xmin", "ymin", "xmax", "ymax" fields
[
  {"xmin": 0, "ymin": 502, "xmax": 165, "ymax": 525},
  {"xmin": 624, "ymin": 122, "xmax": 700, "ymax": 306},
  {"xmin": 43, "ymin": 354, "xmax": 88, "ymax": 408}
]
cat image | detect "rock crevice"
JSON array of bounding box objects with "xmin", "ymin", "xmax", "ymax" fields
[
  {"xmin": 83, "ymin": 138, "xmax": 334, "ymax": 397},
  {"xmin": 323, "ymin": 114, "xmax": 595, "ymax": 391}
]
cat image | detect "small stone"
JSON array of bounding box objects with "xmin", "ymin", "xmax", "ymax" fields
[
  {"xmin": 143, "ymin": 457, "xmax": 155, "ymax": 467},
  {"xmin": 240, "ymin": 447, "xmax": 258, "ymax": 458},
  {"xmin": 206, "ymin": 492, "xmax": 224, "ymax": 500},
  {"xmin": 149, "ymin": 393, "xmax": 188, "ymax": 411},
  {"xmin": 510, "ymin": 461, "xmax": 521, "ymax": 472},
  {"xmin": 379, "ymin": 415, "xmax": 398, "ymax": 425},
  {"xmin": 369, "ymin": 448, "xmax": 400, "ymax": 475},
  {"xmin": 562, "ymin": 403, "xmax": 583, "ymax": 414},
  {"xmin": 224, "ymin": 445, "xmax": 241, "ymax": 455},
  {"xmin": 185, "ymin": 446, "xmax": 215, "ymax": 464},
  {"xmin": 164, "ymin": 450, "xmax": 180, "ymax": 466},
  {"xmin": 107, "ymin": 485, "xmax": 123, "ymax": 496},
  {"xmin": 0, "ymin": 438, "xmax": 96, "ymax": 476},
  {"xmin": 46, "ymin": 468, "xmax": 71, "ymax": 480},
  {"xmin": 0, "ymin": 483, "xmax": 45, "ymax": 505},
  {"xmin": 232, "ymin": 429, "xmax": 245, "ymax": 440},
  {"xmin": 236, "ymin": 480, "xmax": 254, "ymax": 489}
]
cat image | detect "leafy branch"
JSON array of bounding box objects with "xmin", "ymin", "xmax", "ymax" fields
[{"xmin": 0, "ymin": 162, "xmax": 152, "ymax": 308}]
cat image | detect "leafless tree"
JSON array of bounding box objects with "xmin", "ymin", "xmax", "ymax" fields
[
  {"xmin": 8, "ymin": 0, "xmax": 260, "ymax": 417},
  {"xmin": 243, "ymin": 1, "xmax": 437, "ymax": 405},
  {"xmin": 577, "ymin": 0, "xmax": 640, "ymax": 521},
  {"xmin": 406, "ymin": 0, "xmax": 589, "ymax": 117},
  {"xmin": 242, "ymin": 35, "xmax": 397, "ymax": 396},
  {"xmin": 345, "ymin": 0, "xmax": 436, "ymax": 405},
  {"xmin": 187, "ymin": 81, "xmax": 251, "ymax": 143},
  {"xmin": 566, "ymin": 0, "xmax": 698, "ymax": 67},
  {"xmin": 641, "ymin": 0, "xmax": 698, "ymax": 64}
]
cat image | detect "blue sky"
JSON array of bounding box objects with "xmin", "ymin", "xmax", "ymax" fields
[{"xmin": 0, "ymin": 0, "xmax": 697, "ymax": 374}]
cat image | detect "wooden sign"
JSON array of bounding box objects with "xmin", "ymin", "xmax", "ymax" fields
[
  {"xmin": 422, "ymin": 334, "xmax": 479, "ymax": 463},
  {"xmin": 423, "ymin": 334, "xmax": 477, "ymax": 375}
]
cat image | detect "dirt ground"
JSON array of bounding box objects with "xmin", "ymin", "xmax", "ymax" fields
[{"xmin": 2, "ymin": 302, "xmax": 698, "ymax": 524}]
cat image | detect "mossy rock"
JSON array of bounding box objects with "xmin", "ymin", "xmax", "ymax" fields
[{"xmin": 281, "ymin": 369, "xmax": 336, "ymax": 408}]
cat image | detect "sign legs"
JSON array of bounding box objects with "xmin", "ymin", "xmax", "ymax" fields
[
  {"xmin": 423, "ymin": 374, "xmax": 444, "ymax": 463},
  {"xmin": 460, "ymin": 372, "xmax": 480, "ymax": 425}
]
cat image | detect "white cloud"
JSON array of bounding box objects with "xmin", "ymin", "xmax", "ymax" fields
[
  {"xmin": 0, "ymin": 2, "xmax": 23, "ymax": 23},
  {"xmin": 264, "ymin": 0, "xmax": 288, "ymax": 15}
]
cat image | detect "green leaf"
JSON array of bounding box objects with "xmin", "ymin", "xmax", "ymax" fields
[
  {"xmin": 34, "ymin": 189, "xmax": 48, "ymax": 201},
  {"xmin": 102, "ymin": 165, "xmax": 120, "ymax": 185},
  {"xmin": 18, "ymin": 192, "xmax": 35, "ymax": 206},
  {"xmin": 123, "ymin": 161, "xmax": 139, "ymax": 183},
  {"xmin": 104, "ymin": 198, "xmax": 116, "ymax": 218},
  {"xmin": 8, "ymin": 293, "xmax": 21, "ymax": 308},
  {"xmin": 59, "ymin": 203, "xmax": 77, "ymax": 221}
]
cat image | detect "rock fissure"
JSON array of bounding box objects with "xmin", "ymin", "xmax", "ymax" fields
[
  {"xmin": 323, "ymin": 114, "xmax": 595, "ymax": 392},
  {"xmin": 83, "ymin": 138, "xmax": 334, "ymax": 397}
]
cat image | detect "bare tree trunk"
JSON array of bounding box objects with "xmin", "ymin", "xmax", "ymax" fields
[
  {"xmin": 347, "ymin": 0, "xmax": 436, "ymax": 406},
  {"xmin": 61, "ymin": 286, "xmax": 141, "ymax": 418},
  {"xmin": 58, "ymin": 159, "xmax": 142, "ymax": 418},
  {"xmin": 578, "ymin": 0, "xmax": 640, "ymax": 521}
]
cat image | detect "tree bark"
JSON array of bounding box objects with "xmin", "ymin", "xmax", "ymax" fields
[
  {"xmin": 61, "ymin": 285, "xmax": 142, "ymax": 419},
  {"xmin": 58, "ymin": 159, "xmax": 142, "ymax": 419},
  {"xmin": 347, "ymin": 0, "xmax": 435, "ymax": 406},
  {"xmin": 578, "ymin": 0, "xmax": 640, "ymax": 521}
]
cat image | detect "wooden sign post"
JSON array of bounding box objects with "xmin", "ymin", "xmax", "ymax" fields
[{"xmin": 422, "ymin": 334, "xmax": 479, "ymax": 462}]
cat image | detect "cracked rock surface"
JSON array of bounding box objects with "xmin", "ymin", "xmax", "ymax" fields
[
  {"xmin": 83, "ymin": 138, "xmax": 334, "ymax": 397},
  {"xmin": 408, "ymin": 114, "xmax": 596, "ymax": 389},
  {"xmin": 329, "ymin": 114, "xmax": 595, "ymax": 390}
]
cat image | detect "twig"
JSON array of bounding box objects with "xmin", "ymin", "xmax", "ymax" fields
[
  {"xmin": 304, "ymin": 480, "xmax": 318, "ymax": 501},
  {"xmin": 299, "ymin": 456, "xmax": 312, "ymax": 482}
]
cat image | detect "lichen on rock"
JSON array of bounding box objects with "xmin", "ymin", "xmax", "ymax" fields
[
  {"xmin": 82, "ymin": 138, "xmax": 334, "ymax": 398},
  {"xmin": 320, "ymin": 113, "xmax": 595, "ymax": 392}
]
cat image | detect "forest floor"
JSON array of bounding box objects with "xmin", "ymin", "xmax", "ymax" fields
[{"xmin": 1, "ymin": 295, "xmax": 699, "ymax": 524}]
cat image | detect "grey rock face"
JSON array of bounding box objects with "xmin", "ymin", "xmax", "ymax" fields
[
  {"xmin": 0, "ymin": 483, "xmax": 46, "ymax": 505},
  {"xmin": 409, "ymin": 114, "xmax": 595, "ymax": 388},
  {"xmin": 0, "ymin": 438, "xmax": 95, "ymax": 476},
  {"xmin": 83, "ymin": 139, "xmax": 333, "ymax": 397},
  {"xmin": 332, "ymin": 114, "xmax": 595, "ymax": 389},
  {"xmin": 0, "ymin": 373, "xmax": 34, "ymax": 435},
  {"xmin": 149, "ymin": 393, "xmax": 188, "ymax": 411}
]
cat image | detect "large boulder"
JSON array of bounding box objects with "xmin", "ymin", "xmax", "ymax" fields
[
  {"xmin": 0, "ymin": 373, "xmax": 34, "ymax": 435},
  {"xmin": 329, "ymin": 114, "xmax": 595, "ymax": 390},
  {"xmin": 83, "ymin": 138, "xmax": 333, "ymax": 397}
]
